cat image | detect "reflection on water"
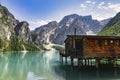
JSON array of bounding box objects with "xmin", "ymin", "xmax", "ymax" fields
[{"xmin": 0, "ymin": 50, "xmax": 120, "ymax": 80}]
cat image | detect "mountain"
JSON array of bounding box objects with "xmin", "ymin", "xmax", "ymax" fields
[
  {"xmin": 100, "ymin": 18, "xmax": 112, "ymax": 26},
  {"xmin": 32, "ymin": 14, "xmax": 109, "ymax": 45},
  {"xmin": 52, "ymin": 14, "xmax": 87, "ymax": 44},
  {"xmin": 98, "ymin": 12, "xmax": 120, "ymax": 36},
  {"xmin": 0, "ymin": 4, "xmax": 18, "ymax": 40},
  {"xmin": 33, "ymin": 14, "xmax": 109, "ymax": 45},
  {"xmin": 32, "ymin": 21, "xmax": 58, "ymax": 45},
  {"xmin": 0, "ymin": 4, "xmax": 40, "ymax": 51},
  {"xmin": 14, "ymin": 21, "xmax": 32, "ymax": 42}
]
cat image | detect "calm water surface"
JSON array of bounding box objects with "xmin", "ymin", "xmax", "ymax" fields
[{"xmin": 0, "ymin": 49, "xmax": 120, "ymax": 80}]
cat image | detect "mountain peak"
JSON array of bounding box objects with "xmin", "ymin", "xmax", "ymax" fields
[
  {"xmin": 59, "ymin": 14, "xmax": 80, "ymax": 25},
  {"xmin": 65, "ymin": 14, "xmax": 80, "ymax": 18},
  {"xmin": 0, "ymin": 5, "xmax": 15, "ymax": 19},
  {"xmin": 83, "ymin": 15, "xmax": 92, "ymax": 19},
  {"xmin": 47, "ymin": 21, "xmax": 57, "ymax": 26},
  {"xmin": 83, "ymin": 15, "xmax": 92, "ymax": 25}
]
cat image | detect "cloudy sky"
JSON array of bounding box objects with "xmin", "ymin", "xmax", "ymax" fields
[{"xmin": 1, "ymin": 0, "xmax": 120, "ymax": 30}]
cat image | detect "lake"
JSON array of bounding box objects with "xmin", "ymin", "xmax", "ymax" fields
[{"xmin": 0, "ymin": 49, "xmax": 120, "ymax": 80}]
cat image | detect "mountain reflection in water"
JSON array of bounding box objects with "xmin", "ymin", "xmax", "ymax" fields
[{"xmin": 0, "ymin": 50, "xmax": 119, "ymax": 80}]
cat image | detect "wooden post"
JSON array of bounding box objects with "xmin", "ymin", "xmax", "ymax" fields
[
  {"xmin": 96, "ymin": 58, "xmax": 100, "ymax": 69},
  {"xmin": 71, "ymin": 57, "xmax": 74, "ymax": 66},
  {"xmin": 65, "ymin": 57, "xmax": 67, "ymax": 64},
  {"xmin": 73, "ymin": 28, "xmax": 77, "ymax": 57},
  {"xmin": 78, "ymin": 58, "xmax": 81, "ymax": 68},
  {"xmin": 59, "ymin": 52, "xmax": 61, "ymax": 61},
  {"xmin": 85, "ymin": 58, "xmax": 86, "ymax": 66},
  {"xmin": 90, "ymin": 58, "xmax": 92, "ymax": 66},
  {"xmin": 113, "ymin": 58, "xmax": 116, "ymax": 67},
  {"xmin": 73, "ymin": 28, "xmax": 76, "ymax": 49},
  {"xmin": 61, "ymin": 56, "xmax": 63, "ymax": 64},
  {"xmin": 81, "ymin": 59, "xmax": 83, "ymax": 66},
  {"xmin": 116, "ymin": 57, "xmax": 118, "ymax": 67},
  {"xmin": 88, "ymin": 59, "xmax": 89, "ymax": 66}
]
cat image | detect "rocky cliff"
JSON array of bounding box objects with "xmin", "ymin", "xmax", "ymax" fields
[
  {"xmin": 32, "ymin": 21, "xmax": 58, "ymax": 45},
  {"xmin": 0, "ymin": 4, "xmax": 40, "ymax": 51},
  {"xmin": 14, "ymin": 21, "xmax": 32, "ymax": 42},
  {"xmin": 0, "ymin": 4, "xmax": 18, "ymax": 40}
]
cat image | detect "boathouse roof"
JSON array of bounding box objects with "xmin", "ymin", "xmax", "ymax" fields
[{"xmin": 65, "ymin": 35, "xmax": 120, "ymax": 42}]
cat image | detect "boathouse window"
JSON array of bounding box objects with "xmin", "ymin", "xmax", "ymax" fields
[
  {"xmin": 108, "ymin": 40, "xmax": 114, "ymax": 46},
  {"xmin": 117, "ymin": 40, "xmax": 120, "ymax": 46},
  {"xmin": 98, "ymin": 40, "xmax": 101, "ymax": 46},
  {"xmin": 110, "ymin": 40, "xmax": 113, "ymax": 43},
  {"xmin": 104, "ymin": 40, "xmax": 108, "ymax": 46},
  {"xmin": 110, "ymin": 40, "xmax": 114, "ymax": 46}
]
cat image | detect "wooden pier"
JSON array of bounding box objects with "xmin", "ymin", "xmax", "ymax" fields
[
  {"xmin": 60, "ymin": 52, "xmax": 119, "ymax": 69},
  {"xmin": 59, "ymin": 35, "xmax": 120, "ymax": 69}
]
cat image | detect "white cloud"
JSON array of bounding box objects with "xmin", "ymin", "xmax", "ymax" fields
[
  {"xmin": 86, "ymin": 1, "xmax": 92, "ymax": 3},
  {"xmin": 80, "ymin": 1, "xmax": 119, "ymax": 20},
  {"xmin": 97, "ymin": 2, "xmax": 120, "ymax": 12},
  {"xmin": 94, "ymin": 2, "xmax": 120, "ymax": 20},
  {"xmin": 80, "ymin": 4, "xmax": 86, "ymax": 8},
  {"xmin": 79, "ymin": 1, "xmax": 118, "ymax": 20},
  {"xmin": 86, "ymin": 0, "xmax": 96, "ymax": 4},
  {"xmin": 108, "ymin": 3, "xmax": 112, "ymax": 5},
  {"xmin": 80, "ymin": 1, "xmax": 96, "ymax": 8},
  {"xmin": 99, "ymin": 2, "xmax": 105, "ymax": 6},
  {"xmin": 108, "ymin": 4, "xmax": 120, "ymax": 12},
  {"xmin": 92, "ymin": 2, "xmax": 96, "ymax": 4},
  {"xmin": 36, "ymin": 20, "xmax": 48, "ymax": 26},
  {"xmin": 28, "ymin": 1, "xmax": 120, "ymax": 30},
  {"xmin": 93, "ymin": 14, "xmax": 109, "ymax": 21},
  {"xmin": 28, "ymin": 19, "xmax": 52, "ymax": 30}
]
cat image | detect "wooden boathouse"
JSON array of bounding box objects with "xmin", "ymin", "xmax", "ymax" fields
[{"xmin": 60, "ymin": 35, "xmax": 120, "ymax": 68}]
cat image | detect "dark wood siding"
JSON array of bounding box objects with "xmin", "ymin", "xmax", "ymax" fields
[{"xmin": 65, "ymin": 35, "xmax": 120, "ymax": 58}]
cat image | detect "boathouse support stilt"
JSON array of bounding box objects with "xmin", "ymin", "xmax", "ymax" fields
[
  {"xmin": 81, "ymin": 59, "xmax": 84, "ymax": 66},
  {"xmin": 61, "ymin": 56, "xmax": 63, "ymax": 64},
  {"xmin": 90, "ymin": 59, "xmax": 93, "ymax": 66},
  {"xmin": 60, "ymin": 55, "xmax": 61, "ymax": 61},
  {"xmin": 88, "ymin": 59, "xmax": 89, "ymax": 66},
  {"xmin": 78, "ymin": 58, "xmax": 81, "ymax": 67},
  {"xmin": 60, "ymin": 55, "xmax": 62, "ymax": 62},
  {"xmin": 96, "ymin": 58, "xmax": 100, "ymax": 69},
  {"xmin": 71, "ymin": 57, "xmax": 74, "ymax": 66},
  {"xmin": 85, "ymin": 58, "xmax": 86, "ymax": 66},
  {"xmin": 65, "ymin": 57, "xmax": 67, "ymax": 64},
  {"xmin": 113, "ymin": 58, "xmax": 116, "ymax": 67}
]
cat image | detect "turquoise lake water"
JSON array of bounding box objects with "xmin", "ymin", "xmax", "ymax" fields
[{"xmin": 0, "ymin": 50, "xmax": 120, "ymax": 80}]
